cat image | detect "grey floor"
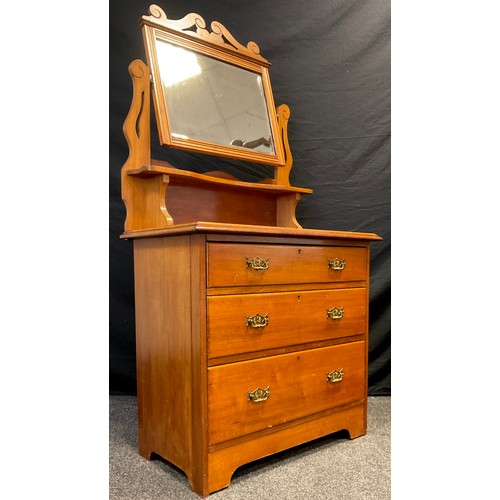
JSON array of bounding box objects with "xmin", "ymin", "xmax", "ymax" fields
[{"xmin": 110, "ymin": 396, "xmax": 390, "ymax": 499}]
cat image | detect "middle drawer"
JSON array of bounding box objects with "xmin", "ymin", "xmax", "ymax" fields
[{"xmin": 208, "ymin": 287, "xmax": 366, "ymax": 358}]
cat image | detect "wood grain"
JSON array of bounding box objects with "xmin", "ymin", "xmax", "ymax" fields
[
  {"xmin": 122, "ymin": 220, "xmax": 382, "ymax": 241},
  {"xmin": 207, "ymin": 243, "xmax": 368, "ymax": 287},
  {"xmin": 207, "ymin": 403, "xmax": 366, "ymax": 493},
  {"xmin": 129, "ymin": 229, "xmax": 377, "ymax": 496},
  {"xmin": 133, "ymin": 236, "xmax": 198, "ymax": 484},
  {"xmin": 207, "ymin": 341, "xmax": 366, "ymax": 445},
  {"xmin": 208, "ymin": 287, "xmax": 367, "ymax": 358}
]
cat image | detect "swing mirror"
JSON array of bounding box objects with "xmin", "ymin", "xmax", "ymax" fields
[{"xmin": 141, "ymin": 4, "xmax": 285, "ymax": 166}]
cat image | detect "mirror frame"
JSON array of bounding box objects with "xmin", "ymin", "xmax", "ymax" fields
[{"xmin": 140, "ymin": 4, "xmax": 286, "ymax": 167}]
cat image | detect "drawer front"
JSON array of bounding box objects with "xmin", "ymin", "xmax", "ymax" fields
[
  {"xmin": 208, "ymin": 288, "xmax": 366, "ymax": 358},
  {"xmin": 207, "ymin": 243, "xmax": 367, "ymax": 287},
  {"xmin": 208, "ymin": 341, "xmax": 365, "ymax": 445}
]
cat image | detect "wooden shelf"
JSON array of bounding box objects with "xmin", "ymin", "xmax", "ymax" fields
[{"xmin": 128, "ymin": 161, "xmax": 312, "ymax": 195}]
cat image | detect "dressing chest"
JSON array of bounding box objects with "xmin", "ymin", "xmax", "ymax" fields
[{"xmin": 121, "ymin": 4, "xmax": 381, "ymax": 496}]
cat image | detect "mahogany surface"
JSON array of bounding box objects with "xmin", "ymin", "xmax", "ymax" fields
[
  {"xmin": 207, "ymin": 242, "xmax": 368, "ymax": 287},
  {"xmin": 131, "ymin": 229, "xmax": 377, "ymax": 496},
  {"xmin": 207, "ymin": 287, "xmax": 367, "ymax": 358},
  {"xmin": 208, "ymin": 341, "xmax": 366, "ymax": 445},
  {"xmin": 121, "ymin": 6, "xmax": 382, "ymax": 496}
]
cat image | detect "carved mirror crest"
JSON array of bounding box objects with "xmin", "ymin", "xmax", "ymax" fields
[{"xmin": 141, "ymin": 4, "xmax": 286, "ymax": 167}]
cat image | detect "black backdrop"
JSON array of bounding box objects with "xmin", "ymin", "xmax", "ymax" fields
[{"xmin": 109, "ymin": 0, "xmax": 391, "ymax": 396}]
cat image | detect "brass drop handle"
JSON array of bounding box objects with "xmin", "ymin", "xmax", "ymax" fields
[
  {"xmin": 246, "ymin": 313, "xmax": 269, "ymax": 328},
  {"xmin": 246, "ymin": 256, "xmax": 269, "ymax": 270},
  {"xmin": 328, "ymin": 258, "xmax": 345, "ymax": 270},
  {"xmin": 248, "ymin": 386, "xmax": 270, "ymax": 403},
  {"xmin": 326, "ymin": 307, "xmax": 344, "ymax": 320},
  {"xmin": 326, "ymin": 369, "xmax": 344, "ymax": 383}
]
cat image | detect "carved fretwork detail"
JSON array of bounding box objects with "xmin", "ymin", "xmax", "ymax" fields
[
  {"xmin": 142, "ymin": 4, "xmax": 268, "ymax": 64},
  {"xmin": 121, "ymin": 58, "xmax": 174, "ymax": 231},
  {"xmin": 275, "ymin": 104, "xmax": 293, "ymax": 186}
]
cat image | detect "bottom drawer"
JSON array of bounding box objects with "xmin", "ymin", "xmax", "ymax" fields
[{"xmin": 208, "ymin": 341, "xmax": 365, "ymax": 445}]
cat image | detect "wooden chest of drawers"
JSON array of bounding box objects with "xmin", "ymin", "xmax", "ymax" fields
[{"xmin": 132, "ymin": 224, "xmax": 379, "ymax": 496}]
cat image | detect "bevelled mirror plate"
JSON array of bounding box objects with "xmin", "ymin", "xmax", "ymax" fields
[{"xmin": 141, "ymin": 5, "xmax": 285, "ymax": 166}]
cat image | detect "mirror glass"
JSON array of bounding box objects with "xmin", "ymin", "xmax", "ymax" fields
[{"xmin": 155, "ymin": 38, "xmax": 276, "ymax": 155}]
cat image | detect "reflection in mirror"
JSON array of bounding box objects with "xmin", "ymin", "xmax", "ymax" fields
[{"xmin": 155, "ymin": 38, "xmax": 275, "ymax": 155}]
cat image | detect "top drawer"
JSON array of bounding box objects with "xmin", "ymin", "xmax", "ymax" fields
[{"xmin": 207, "ymin": 243, "xmax": 367, "ymax": 287}]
